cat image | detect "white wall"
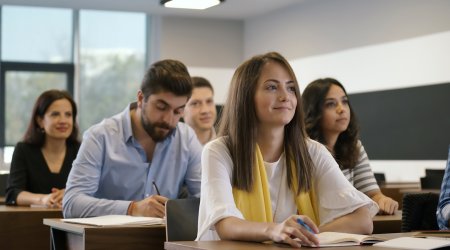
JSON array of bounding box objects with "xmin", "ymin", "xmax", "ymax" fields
[
  {"xmin": 292, "ymin": 30, "xmax": 450, "ymax": 94},
  {"xmin": 160, "ymin": 16, "xmax": 243, "ymax": 68},
  {"xmin": 159, "ymin": 16, "xmax": 241, "ymax": 104},
  {"xmin": 237, "ymin": 0, "xmax": 450, "ymax": 181},
  {"xmin": 244, "ymin": 0, "xmax": 450, "ymax": 60}
]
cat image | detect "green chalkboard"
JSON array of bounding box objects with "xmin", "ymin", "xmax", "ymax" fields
[{"xmin": 349, "ymin": 82, "xmax": 450, "ymax": 160}]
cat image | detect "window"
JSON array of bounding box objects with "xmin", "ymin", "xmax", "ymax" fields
[
  {"xmin": 0, "ymin": 6, "xmax": 149, "ymax": 169},
  {"xmin": 78, "ymin": 10, "xmax": 147, "ymax": 132},
  {"xmin": 1, "ymin": 6, "xmax": 74, "ymax": 166},
  {"xmin": 1, "ymin": 6, "xmax": 73, "ymax": 63}
]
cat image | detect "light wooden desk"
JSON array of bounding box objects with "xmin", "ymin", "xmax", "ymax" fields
[
  {"xmin": 373, "ymin": 210, "xmax": 402, "ymax": 234},
  {"xmin": 44, "ymin": 218, "xmax": 166, "ymax": 250},
  {"xmin": 164, "ymin": 232, "xmax": 416, "ymax": 250},
  {"xmin": 0, "ymin": 205, "xmax": 62, "ymax": 250}
]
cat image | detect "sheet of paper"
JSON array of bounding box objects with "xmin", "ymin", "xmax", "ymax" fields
[
  {"xmin": 62, "ymin": 215, "xmax": 165, "ymax": 226},
  {"xmin": 374, "ymin": 237, "xmax": 450, "ymax": 249}
]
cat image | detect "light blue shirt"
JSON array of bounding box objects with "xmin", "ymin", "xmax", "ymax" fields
[
  {"xmin": 437, "ymin": 145, "xmax": 450, "ymax": 229},
  {"xmin": 63, "ymin": 103, "xmax": 202, "ymax": 218}
]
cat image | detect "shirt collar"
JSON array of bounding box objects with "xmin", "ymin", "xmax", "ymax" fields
[{"xmin": 121, "ymin": 102, "xmax": 136, "ymax": 144}]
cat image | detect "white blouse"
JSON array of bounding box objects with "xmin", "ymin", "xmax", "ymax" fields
[{"xmin": 196, "ymin": 137, "xmax": 379, "ymax": 241}]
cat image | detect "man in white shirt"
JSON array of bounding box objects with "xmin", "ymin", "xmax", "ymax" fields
[{"xmin": 183, "ymin": 77, "xmax": 217, "ymax": 145}]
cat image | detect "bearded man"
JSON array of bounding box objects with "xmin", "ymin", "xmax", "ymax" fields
[{"xmin": 63, "ymin": 59, "xmax": 201, "ymax": 218}]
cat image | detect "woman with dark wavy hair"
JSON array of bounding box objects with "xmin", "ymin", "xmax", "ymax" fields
[
  {"xmin": 196, "ymin": 53, "xmax": 378, "ymax": 247},
  {"xmin": 302, "ymin": 78, "xmax": 398, "ymax": 215},
  {"xmin": 6, "ymin": 89, "xmax": 80, "ymax": 207}
]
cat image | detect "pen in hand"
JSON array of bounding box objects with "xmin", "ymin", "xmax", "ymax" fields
[
  {"xmin": 152, "ymin": 181, "xmax": 161, "ymax": 195},
  {"xmin": 296, "ymin": 218, "xmax": 315, "ymax": 234}
]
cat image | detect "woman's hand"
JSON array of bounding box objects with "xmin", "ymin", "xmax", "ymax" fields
[
  {"xmin": 41, "ymin": 188, "xmax": 65, "ymax": 208},
  {"xmin": 368, "ymin": 191, "xmax": 399, "ymax": 215},
  {"xmin": 267, "ymin": 215, "xmax": 319, "ymax": 248},
  {"xmin": 376, "ymin": 196, "xmax": 399, "ymax": 215}
]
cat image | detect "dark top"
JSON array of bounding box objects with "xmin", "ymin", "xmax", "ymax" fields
[{"xmin": 5, "ymin": 142, "xmax": 80, "ymax": 205}]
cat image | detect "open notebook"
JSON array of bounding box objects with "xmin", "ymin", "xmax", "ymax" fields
[
  {"xmin": 62, "ymin": 215, "xmax": 165, "ymax": 227},
  {"xmin": 300, "ymin": 232, "xmax": 386, "ymax": 247}
]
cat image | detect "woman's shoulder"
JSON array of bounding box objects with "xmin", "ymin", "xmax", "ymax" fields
[
  {"xmin": 14, "ymin": 141, "xmax": 39, "ymax": 151},
  {"xmin": 305, "ymin": 138, "xmax": 329, "ymax": 155},
  {"xmin": 304, "ymin": 138, "xmax": 338, "ymax": 172},
  {"xmin": 203, "ymin": 136, "xmax": 230, "ymax": 155}
]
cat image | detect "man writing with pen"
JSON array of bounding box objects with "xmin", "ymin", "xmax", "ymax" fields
[{"xmin": 63, "ymin": 59, "xmax": 202, "ymax": 218}]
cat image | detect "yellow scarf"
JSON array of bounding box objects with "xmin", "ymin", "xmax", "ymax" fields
[{"xmin": 232, "ymin": 145, "xmax": 319, "ymax": 224}]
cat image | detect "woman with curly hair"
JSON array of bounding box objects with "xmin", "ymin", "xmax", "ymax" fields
[{"xmin": 302, "ymin": 78, "xmax": 398, "ymax": 215}]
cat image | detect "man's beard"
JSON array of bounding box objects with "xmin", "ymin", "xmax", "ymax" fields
[{"xmin": 140, "ymin": 113, "xmax": 175, "ymax": 142}]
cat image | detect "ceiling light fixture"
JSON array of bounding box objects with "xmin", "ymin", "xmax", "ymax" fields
[{"xmin": 161, "ymin": 0, "xmax": 225, "ymax": 10}]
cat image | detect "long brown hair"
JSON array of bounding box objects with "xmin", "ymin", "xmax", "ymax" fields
[
  {"xmin": 302, "ymin": 78, "xmax": 359, "ymax": 170},
  {"xmin": 218, "ymin": 52, "xmax": 314, "ymax": 194}
]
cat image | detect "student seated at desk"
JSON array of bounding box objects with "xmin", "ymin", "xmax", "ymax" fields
[
  {"xmin": 302, "ymin": 78, "xmax": 398, "ymax": 215},
  {"xmin": 63, "ymin": 59, "xmax": 202, "ymax": 218},
  {"xmin": 437, "ymin": 145, "xmax": 450, "ymax": 229},
  {"xmin": 196, "ymin": 52, "xmax": 378, "ymax": 248},
  {"xmin": 6, "ymin": 90, "xmax": 80, "ymax": 208}
]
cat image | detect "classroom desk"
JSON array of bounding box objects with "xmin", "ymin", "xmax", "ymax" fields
[
  {"xmin": 399, "ymin": 188, "xmax": 440, "ymax": 195},
  {"xmin": 372, "ymin": 210, "xmax": 402, "ymax": 234},
  {"xmin": 0, "ymin": 205, "xmax": 62, "ymax": 250},
  {"xmin": 380, "ymin": 182, "xmax": 421, "ymax": 209},
  {"xmin": 164, "ymin": 232, "xmax": 416, "ymax": 250},
  {"xmin": 44, "ymin": 218, "xmax": 166, "ymax": 250}
]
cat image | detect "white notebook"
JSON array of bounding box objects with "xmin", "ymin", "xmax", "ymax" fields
[
  {"xmin": 298, "ymin": 232, "xmax": 386, "ymax": 247},
  {"xmin": 317, "ymin": 232, "xmax": 385, "ymax": 247},
  {"xmin": 62, "ymin": 215, "xmax": 165, "ymax": 227},
  {"xmin": 374, "ymin": 237, "xmax": 450, "ymax": 250}
]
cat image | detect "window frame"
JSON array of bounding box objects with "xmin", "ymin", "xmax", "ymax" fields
[{"xmin": 0, "ymin": 61, "xmax": 75, "ymax": 147}]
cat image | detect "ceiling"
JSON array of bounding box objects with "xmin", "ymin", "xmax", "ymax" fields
[{"xmin": 0, "ymin": 0, "xmax": 304, "ymax": 20}]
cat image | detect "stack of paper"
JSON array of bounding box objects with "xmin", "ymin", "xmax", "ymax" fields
[{"xmin": 62, "ymin": 215, "xmax": 165, "ymax": 227}]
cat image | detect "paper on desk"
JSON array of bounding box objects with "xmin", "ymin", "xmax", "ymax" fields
[
  {"xmin": 62, "ymin": 215, "xmax": 165, "ymax": 226},
  {"xmin": 374, "ymin": 237, "xmax": 450, "ymax": 249}
]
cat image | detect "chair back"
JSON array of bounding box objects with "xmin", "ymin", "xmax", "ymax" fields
[
  {"xmin": 421, "ymin": 168, "xmax": 445, "ymax": 189},
  {"xmin": 401, "ymin": 192, "xmax": 439, "ymax": 232},
  {"xmin": 165, "ymin": 198, "xmax": 200, "ymax": 241},
  {"xmin": 425, "ymin": 169, "xmax": 445, "ymax": 178},
  {"xmin": 0, "ymin": 174, "xmax": 8, "ymax": 196},
  {"xmin": 374, "ymin": 172, "xmax": 386, "ymax": 185}
]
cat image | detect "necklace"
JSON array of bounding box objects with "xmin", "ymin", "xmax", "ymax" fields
[{"xmin": 272, "ymin": 160, "xmax": 285, "ymax": 222}]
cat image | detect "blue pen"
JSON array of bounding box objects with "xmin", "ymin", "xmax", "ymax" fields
[{"xmin": 296, "ymin": 218, "xmax": 315, "ymax": 234}]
